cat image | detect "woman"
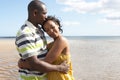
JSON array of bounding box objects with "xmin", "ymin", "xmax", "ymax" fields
[
  {"xmin": 42, "ymin": 16, "xmax": 74, "ymax": 80},
  {"xmin": 18, "ymin": 16, "xmax": 75, "ymax": 80}
]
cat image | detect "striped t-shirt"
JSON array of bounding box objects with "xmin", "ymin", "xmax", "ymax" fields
[
  {"xmin": 15, "ymin": 21, "xmax": 48, "ymax": 77},
  {"xmin": 15, "ymin": 21, "xmax": 47, "ymax": 59}
]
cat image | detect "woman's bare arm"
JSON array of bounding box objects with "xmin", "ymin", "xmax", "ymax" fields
[{"xmin": 44, "ymin": 37, "xmax": 67, "ymax": 63}]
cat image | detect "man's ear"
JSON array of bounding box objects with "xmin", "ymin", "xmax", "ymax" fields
[{"xmin": 33, "ymin": 9, "xmax": 38, "ymax": 16}]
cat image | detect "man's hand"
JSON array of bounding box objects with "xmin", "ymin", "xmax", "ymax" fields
[
  {"xmin": 58, "ymin": 61, "xmax": 69, "ymax": 73},
  {"xmin": 18, "ymin": 58, "xmax": 31, "ymax": 69}
]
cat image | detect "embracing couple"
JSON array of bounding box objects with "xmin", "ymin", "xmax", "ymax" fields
[{"xmin": 15, "ymin": 0, "xmax": 74, "ymax": 80}]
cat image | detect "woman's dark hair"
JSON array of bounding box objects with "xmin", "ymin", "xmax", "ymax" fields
[{"xmin": 42, "ymin": 15, "xmax": 63, "ymax": 33}]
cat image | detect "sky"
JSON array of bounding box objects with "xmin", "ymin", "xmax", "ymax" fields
[{"xmin": 0, "ymin": 0, "xmax": 120, "ymax": 36}]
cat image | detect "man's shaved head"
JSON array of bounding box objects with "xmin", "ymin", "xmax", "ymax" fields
[{"xmin": 28, "ymin": 0, "xmax": 45, "ymax": 13}]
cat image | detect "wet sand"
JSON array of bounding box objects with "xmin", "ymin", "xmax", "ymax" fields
[
  {"xmin": 0, "ymin": 39, "xmax": 19, "ymax": 80},
  {"xmin": 69, "ymin": 39, "xmax": 120, "ymax": 80},
  {"xmin": 1, "ymin": 39, "xmax": 120, "ymax": 80}
]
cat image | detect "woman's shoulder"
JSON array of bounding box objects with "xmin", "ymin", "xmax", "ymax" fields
[
  {"xmin": 57, "ymin": 36, "xmax": 67, "ymax": 42},
  {"xmin": 56, "ymin": 36, "xmax": 69, "ymax": 46}
]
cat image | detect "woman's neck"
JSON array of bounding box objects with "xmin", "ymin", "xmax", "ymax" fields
[{"xmin": 53, "ymin": 35, "xmax": 62, "ymax": 41}]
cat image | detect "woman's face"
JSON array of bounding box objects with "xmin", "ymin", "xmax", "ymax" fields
[{"xmin": 43, "ymin": 20, "xmax": 60, "ymax": 39}]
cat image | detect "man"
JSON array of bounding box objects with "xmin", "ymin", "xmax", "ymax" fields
[{"xmin": 15, "ymin": 0, "xmax": 69, "ymax": 80}]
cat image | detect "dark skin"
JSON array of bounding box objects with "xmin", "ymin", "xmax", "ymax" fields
[
  {"xmin": 18, "ymin": 1, "xmax": 69, "ymax": 73},
  {"xmin": 18, "ymin": 57, "xmax": 69, "ymax": 73}
]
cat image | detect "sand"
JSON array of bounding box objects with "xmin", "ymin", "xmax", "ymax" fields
[
  {"xmin": 0, "ymin": 39, "xmax": 19, "ymax": 80},
  {"xmin": 1, "ymin": 39, "xmax": 120, "ymax": 80}
]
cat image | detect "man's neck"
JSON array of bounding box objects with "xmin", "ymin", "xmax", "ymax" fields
[{"xmin": 28, "ymin": 19, "xmax": 38, "ymax": 28}]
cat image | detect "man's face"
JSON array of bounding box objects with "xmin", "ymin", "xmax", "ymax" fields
[{"xmin": 36, "ymin": 4, "xmax": 47, "ymax": 25}]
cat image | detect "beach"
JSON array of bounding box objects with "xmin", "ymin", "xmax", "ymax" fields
[
  {"xmin": 1, "ymin": 38, "xmax": 120, "ymax": 80},
  {"xmin": 0, "ymin": 39, "xmax": 19, "ymax": 80},
  {"xmin": 69, "ymin": 39, "xmax": 120, "ymax": 80}
]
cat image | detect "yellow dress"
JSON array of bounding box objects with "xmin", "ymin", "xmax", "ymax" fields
[{"xmin": 47, "ymin": 53, "xmax": 75, "ymax": 80}]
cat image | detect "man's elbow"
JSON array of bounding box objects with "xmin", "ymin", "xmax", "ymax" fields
[{"xmin": 27, "ymin": 57, "xmax": 51, "ymax": 72}]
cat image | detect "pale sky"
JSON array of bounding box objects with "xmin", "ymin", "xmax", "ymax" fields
[{"xmin": 0, "ymin": 0, "xmax": 120, "ymax": 36}]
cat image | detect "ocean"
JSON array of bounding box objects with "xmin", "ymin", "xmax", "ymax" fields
[
  {"xmin": 65, "ymin": 36, "xmax": 120, "ymax": 40},
  {"xmin": 1, "ymin": 36, "xmax": 120, "ymax": 40}
]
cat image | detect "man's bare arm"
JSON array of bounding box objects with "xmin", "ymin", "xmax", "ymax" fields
[{"xmin": 18, "ymin": 55, "xmax": 69, "ymax": 73}]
